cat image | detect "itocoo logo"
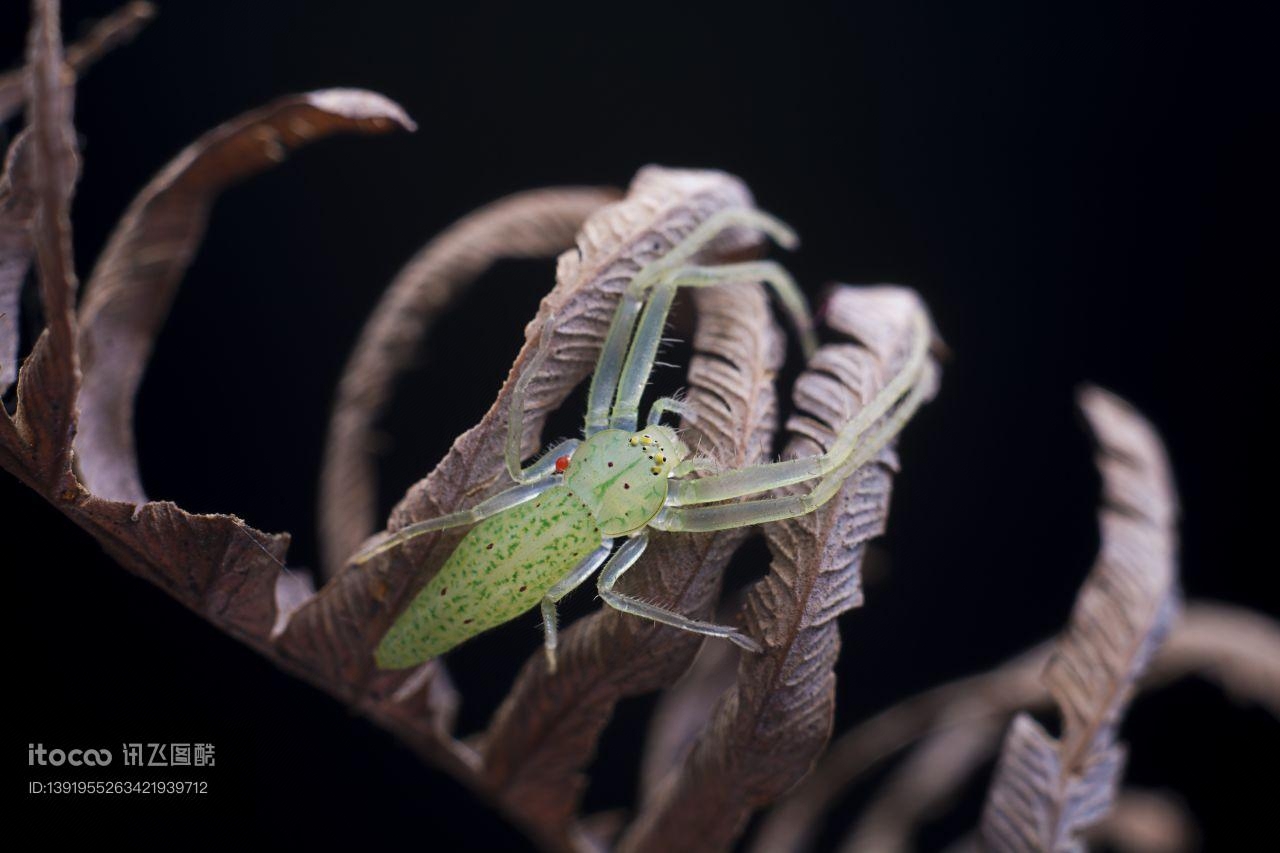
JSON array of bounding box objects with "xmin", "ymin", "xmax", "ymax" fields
[{"xmin": 28, "ymin": 744, "xmax": 113, "ymax": 766}]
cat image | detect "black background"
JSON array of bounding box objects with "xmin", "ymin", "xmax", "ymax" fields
[{"xmin": 6, "ymin": 1, "xmax": 1277, "ymax": 849}]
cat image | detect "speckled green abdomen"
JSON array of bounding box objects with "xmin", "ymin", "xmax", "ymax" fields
[{"xmin": 375, "ymin": 486, "xmax": 601, "ymax": 669}]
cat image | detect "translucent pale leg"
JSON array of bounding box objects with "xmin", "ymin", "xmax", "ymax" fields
[
  {"xmin": 649, "ymin": 398, "xmax": 723, "ymax": 477},
  {"xmin": 609, "ymin": 261, "xmax": 817, "ymax": 432},
  {"xmin": 650, "ymin": 362, "xmax": 937, "ymax": 532},
  {"xmin": 647, "ymin": 395, "xmax": 693, "ymax": 426},
  {"xmin": 583, "ymin": 207, "xmax": 803, "ymax": 434},
  {"xmin": 668, "ymin": 310, "xmax": 933, "ymax": 507},
  {"xmin": 352, "ymin": 479, "xmax": 557, "ymax": 564},
  {"xmin": 583, "ymin": 294, "xmax": 644, "ymax": 436},
  {"xmin": 597, "ymin": 533, "xmax": 763, "ymax": 652},
  {"xmin": 608, "ymin": 278, "xmax": 676, "ymax": 432},
  {"xmin": 539, "ymin": 539, "xmax": 614, "ymax": 672}
]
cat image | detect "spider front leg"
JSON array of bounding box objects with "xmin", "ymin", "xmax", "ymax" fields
[
  {"xmin": 646, "ymin": 395, "xmax": 694, "ymax": 426},
  {"xmin": 608, "ymin": 259, "xmax": 814, "ymax": 432},
  {"xmin": 648, "ymin": 397, "xmax": 723, "ymax": 475},
  {"xmin": 583, "ymin": 207, "xmax": 808, "ymax": 436},
  {"xmin": 596, "ymin": 533, "xmax": 763, "ymax": 652},
  {"xmin": 650, "ymin": 359, "xmax": 938, "ymax": 533},
  {"xmin": 665, "ymin": 309, "xmax": 934, "ymax": 509},
  {"xmin": 539, "ymin": 538, "xmax": 615, "ymax": 672}
]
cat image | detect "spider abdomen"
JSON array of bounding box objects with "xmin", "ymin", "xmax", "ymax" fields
[{"xmin": 374, "ymin": 485, "xmax": 601, "ymax": 668}]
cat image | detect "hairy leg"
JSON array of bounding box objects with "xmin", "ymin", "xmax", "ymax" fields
[
  {"xmin": 539, "ymin": 539, "xmax": 614, "ymax": 672},
  {"xmin": 352, "ymin": 479, "xmax": 557, "ymax": 564},
  {"xmin": 650, "ymin": 362, "xmax": 937, "ymax": 532},
  {"xmin": 608, "ymin": 260, "xmax": 814, "ymax": 432},
  {"xmin": 597, "ymin": 532, "xmax": 763, "ymax": 652},
  {"xmin": 584, "ymin": 207, "xmax": 803, "ymax": 435},
  {"xmin": 647, "ymin": 395, "xmax": 693, "ymax": 426},
  {"xmin": 667, "ymin": 310, "xmax": 932, "ymax": 507}
]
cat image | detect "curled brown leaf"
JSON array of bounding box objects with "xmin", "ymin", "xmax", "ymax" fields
[
  {"xmin": 75, "ymin": 88, "xmax": 415, "ymax": 504},
  {"xmin": 2, "ymin": 0, "xmax": 81, "ymax": 493},
  {"xmin": 1, "ymin": 131, "xmax": 35, "ymax": 397},
  {"xmin": 979, "ymin": 386, "xmax": 1182, "ymax": 853},
  {"xmin": 751, "ymin": 644, "xmax": 1051, "ymax": 853},
  {"xmin": 756, "ymin": 599, "xmax": 1280, "ymax": 853},
  {"xmin": 0, "ymin": 0, "xmax": 438, "ymax": 758},
  {"xmin": 0, "ymin": 3, "xmax": 297, "ymax": 650},
  {"xmin": 620, "ymin": 287, "xmax": 940, "ymax": 853}
]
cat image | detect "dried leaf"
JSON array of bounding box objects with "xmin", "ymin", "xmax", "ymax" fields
[
  {"xmin": 756, "ymin": 384, "xmax": 1269, "ymax": 853},
  {"xmin": 317, "ymin": 185, "xmax": 620, "ymax": 577},
  {"xmin": 980, "ymin": 386, "xmax": 1182, "ymax": 853},
  {"xmin": 989, "ymin": 715, "xmax": 1129, "ymax": 853},
  {"xmin": 1, "ymin": 0, "xmax": 81, "ymax": 493},
  {"xmin": 939, "ymin": 791, "xmax": 1197, "ymax": 853},
  {"xmin": 758, "ymin": 600, "xmax": 1280, "ymax": 853},
  {"xmin": 620, "ymin": 287, "xmax": 939, "ymax": 853},
  {"xmin": 752, "ymin": 641, "xmax": 1048, "ymax": 853},
  {"xmin": 0, "ymin": 0, "xmax": 287, "ymax": 643},
  {"xmin": 0, "ymin": 3, "xmax": 417, "ymax": 674},
  {"xmin": 0, "ymin": 2, "xmax": 155, "ymax": 124},
  {"xmin": 1, "ymin": 131, "xmax": 35, "ymax": 396},
  {"xmin": 74, "ymin": 88, "xmax": 415, "ymax": 504},
  {"xmin": 479, "ymin": 277, "xmax": 783, "ymax": 846}
]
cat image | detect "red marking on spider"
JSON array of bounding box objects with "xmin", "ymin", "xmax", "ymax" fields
[{"xmin": 555, "ymin": 456, "xmax": 571, "ymax": 473}]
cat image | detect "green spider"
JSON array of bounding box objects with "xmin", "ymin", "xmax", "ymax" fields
[{"xmin": 355, "ymin": 207, "xmax": 934, "ymax": 671}]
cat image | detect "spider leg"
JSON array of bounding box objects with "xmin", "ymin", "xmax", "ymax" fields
[
  {"xmin": 608, "ymin": 261, "xmax": 813, "ymax": 432},
  {"xmin": 650, "ymin": 361, "xmax": 937, "ymax": 532},
  {"xmin": 647, "ymin": 395, "xmax": 693, "ymax": 426},
  {"xmin": 608, "ymin": 277, "xmax": 677, "ymax": 432},
  {"xmin": 584, "ymin": 207, "xmax": 802, "ymax": 435},
  {"xmin": 584, "ymin": 288, "xmax": 645, "ymax": 436},
  {"xmin": 352, "ymin": 478, "xmax": 558, "ymax": 564},
  {"xmin": 667, "ymin": 310, "xmax": 933, "ymax": 507},
  {"xmin": 597, "ymin": 532, "xmax": 763, "ymax": 652},
  {"xmin": 539, "ymin": 538, "xmax": 614, "ymax": 672}
]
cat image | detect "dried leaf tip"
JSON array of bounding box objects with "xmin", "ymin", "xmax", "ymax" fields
[
  {"xmin": 74, "ymin": 87, "xmax": 416, "ymax": 505},
  {"xmin": 981, "ymin": 387, "xmax": 1181, "ymax": 853},
  {"xmin": 305, "ymin": 89, "xmax": 418, "ymax": 132}
]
